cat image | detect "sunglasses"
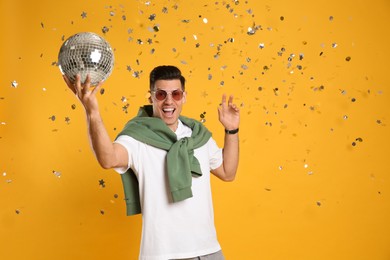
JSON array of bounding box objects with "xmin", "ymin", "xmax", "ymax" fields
[{"xmin": 151, "ymin": 89, "xmax": 184, "ymax": 101}]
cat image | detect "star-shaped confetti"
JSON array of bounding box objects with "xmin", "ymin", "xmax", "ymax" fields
[{"xmin": 122, "ymin": 103, "xmax": 130, "ymax": 113}]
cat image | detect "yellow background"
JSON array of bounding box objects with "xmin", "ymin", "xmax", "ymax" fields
[{"xmin": 1, "ymin": 0, "xmax": 389, "ymax": 259}]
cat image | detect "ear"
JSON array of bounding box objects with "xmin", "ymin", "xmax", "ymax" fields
[
  {"xmin": 148, "ymin": 96, "xmax": 153, "ymax": 104},
  {"xmin": 182, "ymin": 92, "xmax": 187, "ymax": 104}
]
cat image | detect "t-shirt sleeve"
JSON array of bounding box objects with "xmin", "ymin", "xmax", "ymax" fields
[
  {"xmin": 208, "ymin": 137, "xmax": 223, "ymax": 170},
  {"xmin": 113, "ymin": 135, "xmax": 137, "ymax": 174}
]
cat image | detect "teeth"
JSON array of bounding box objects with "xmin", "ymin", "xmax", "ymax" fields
[{"xmin": 163, "ymin": 108, "xmax": 174, "ymax": 112}]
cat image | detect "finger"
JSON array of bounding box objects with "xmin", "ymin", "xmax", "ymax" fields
[
  {"xmin": 228, "ymin": 95, "xmax": 234, "ymax": 106},
  {"xmin": 74, "ymin": 74, "xmax": 83, "ymax": 95},
  {"xmin": 221, "ymin": 94, "xmax": 227, "ymax": 107},
  {"xmin": 82, "ymin": 74, "xmax": 91, "ymax": 94},
  {"xmin": 91, "ymin": 81, "xmax": 103, "ymax": 96}
]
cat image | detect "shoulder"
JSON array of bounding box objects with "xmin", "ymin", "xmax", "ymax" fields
[{"xmin": 115, "ymin": 135, "xmax": 142, "ymax": 150}]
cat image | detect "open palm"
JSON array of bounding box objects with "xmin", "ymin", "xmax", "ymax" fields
[{"xmin": 218, "ymin": 94, "xmax": 240, "ymax": 130}]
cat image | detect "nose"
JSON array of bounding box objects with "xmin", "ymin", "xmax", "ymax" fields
[{"xmin": 163, "ymin": 93, "xmax": 174, "ymax": 103}]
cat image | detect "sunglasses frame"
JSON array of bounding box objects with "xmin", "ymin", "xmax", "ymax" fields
[{"xmin": 151, "ymin": 89, "xmax": 185, "ymax": 101}]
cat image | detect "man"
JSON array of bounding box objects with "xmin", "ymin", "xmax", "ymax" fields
[{"xmin": 63, "ymin": 65, "xmax": 240, "ymax": 260}]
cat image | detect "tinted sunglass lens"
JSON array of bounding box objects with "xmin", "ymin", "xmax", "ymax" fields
[
  {"xmin": 172, "ymin": 90, "xmax": 183, "ymax": 101},
  {"xmin": 155, "ymin": 90, "xmax": 167, "ymax": 100}
]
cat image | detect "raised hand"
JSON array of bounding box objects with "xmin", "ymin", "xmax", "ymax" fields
[
  {"xmin": 63, "ymin": 74, "xmax": 103, "ymax": 114},
  {"xmin": 217, "ymin": 94, "xmax": 240, "ymax": 131}
]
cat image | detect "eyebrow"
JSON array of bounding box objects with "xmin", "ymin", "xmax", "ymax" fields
[{"xmin": 154, "ymin": 88, "xmax": 182, "ymax": 91}]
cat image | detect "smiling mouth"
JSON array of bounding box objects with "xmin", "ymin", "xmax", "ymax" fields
[{"xmin": 162, "ymin": 107, "xmax": 175, "ymax": 116}]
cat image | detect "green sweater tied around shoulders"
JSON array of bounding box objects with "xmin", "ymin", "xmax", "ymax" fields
[{"xmin": 116, "ymin": 105, "xmax": 212, "ymax": 216}]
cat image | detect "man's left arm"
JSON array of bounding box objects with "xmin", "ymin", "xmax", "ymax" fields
[{"xmin": 211, "ymin": 94, "xmax": 240, "ymax": 181}]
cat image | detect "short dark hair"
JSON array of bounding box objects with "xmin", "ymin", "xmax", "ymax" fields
[{"xmin": 149, "ymin": 65, "xmax": 186, "ymax": 91}]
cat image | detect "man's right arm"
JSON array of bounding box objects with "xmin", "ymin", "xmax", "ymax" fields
[
  {"xmin": 63, "ymin": 74, "xmax": 128, "ymax": 169},
  {"xmin": 86, "ymin": 110, "xmax": 129, "ymax": 169}
]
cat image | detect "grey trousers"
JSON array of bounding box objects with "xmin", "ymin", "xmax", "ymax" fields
[{"xmin": 172, "ymin": 250, "xmax": 225, "ymax": 260}]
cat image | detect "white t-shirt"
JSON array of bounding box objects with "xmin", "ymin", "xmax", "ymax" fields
[{"xmin": 115, "ymin": 120, "xmax": 223, "ymax": 260}]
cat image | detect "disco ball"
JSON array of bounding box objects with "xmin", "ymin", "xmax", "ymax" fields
[{"xmin": 58, "ymin": 32, "xmax": 114, "ymax": 86}]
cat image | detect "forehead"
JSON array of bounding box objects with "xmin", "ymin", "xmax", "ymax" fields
[{"xmin": 154, "ymin": 79, "xmax": 182, "ymax": 90}]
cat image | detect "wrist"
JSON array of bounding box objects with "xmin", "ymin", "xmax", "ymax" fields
[
  {"xmin": 86, "ymin": 109, "xmax": 101, "ymax": 120},
  {"xmin": 225, "ymin": 128, "xmax": 239, "ymax": 135}
]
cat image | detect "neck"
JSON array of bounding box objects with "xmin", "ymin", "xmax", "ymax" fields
[{"xmin": 168, "ymin": 122, "xmax": 179, "ymax": 132}]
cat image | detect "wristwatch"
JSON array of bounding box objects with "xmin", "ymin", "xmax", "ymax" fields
[{"xmin": 225, "ymin": 128, "xmax": 239, "ymax": 134}]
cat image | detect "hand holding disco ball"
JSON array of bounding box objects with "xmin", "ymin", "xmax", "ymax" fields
[{"xmin": 58, "ymin": 32, "xmax": 115, "ymax": 86}]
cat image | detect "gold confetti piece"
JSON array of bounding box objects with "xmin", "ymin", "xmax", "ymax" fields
[
  {"xmin": 102, "ymin": 26, "xmax": 109, "ymax": 34},
  {"xmin": 52, "ymin": 170, "xmax": 61, "ymax": 178}
]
